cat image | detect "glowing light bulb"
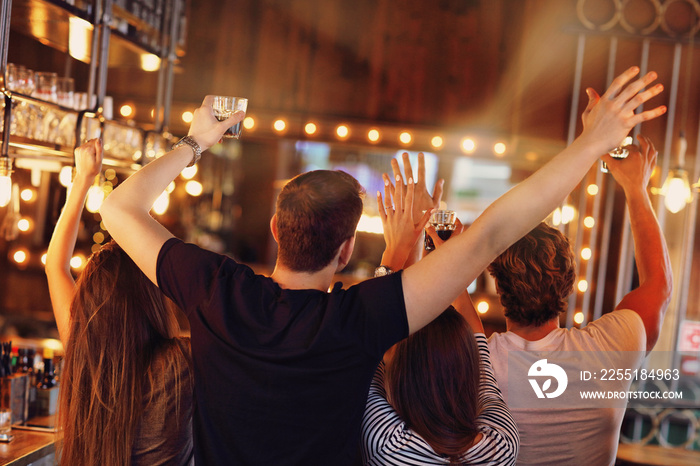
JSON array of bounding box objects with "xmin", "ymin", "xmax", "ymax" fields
[
  {"xmin": 587, "ymin": 184, "xmax": 599, "ymax": 195},
  {"xmin": 119, "ymin": 104, "xmax": 134, "ymax": 118},
  {"xmin": 477, "ymin": 301, "xmax": 489, "ymax": 314},
  {"xmin": 574, "ymin": 312, "xmax": 584, "ymax": 325},
  {"xmin": 336, "ymin": 125, "xmax": 349, "ymax": 139},
  {"xmin": 461, "ymin": 138, "xmax": 476, "ymax": 153},
  {"xmin": 583, "ymin": 216, "xmax": 595, "ymax": 228},
  {"xmin": 185, "ymin": 180, "xmax": 203, "ymax": 196},
  {"xmin": 86, "ymin": 184, "xmax": 105, "ymax": 213},
  {"xmin": 182, "ymin": 111, "xmax": 194, "ymax": 123},
  {"xmin": 181, "ymin": 165, "xmax": 198, "ymax": 180},
  {"xmin": 368, "ymin": 129, "xmax": 380, "ymax": 143},
  {"xmin": 662, "ymin": 176, "xmax": 692, "ymax": 214},
  {"xmin": 431, "ymin": 136, "xmax": 443, "ymax": 149},
  {"xmin": 399, "ymin": 132, "xmax": 412, "ymax": 144},
  {"xmin": 152, "ymin": 190, "xmax": 170, "ymax": 215},
  {"xmin": 20, "ymin": 189, "xmax": 36, "ymax": 202},
  {"xmin": 70, "ymin": 255, "xmax": 83, "ymax": 269},
  {"xmin": 13, "ymin": 250, "xmax": 27, "ymax": 264},
  {"xmin": 577, "ymin": 280, "xmax": 588, "ymax": 293},
  {"xmin": 273, "ymin": 119, "xmax": 286, "ymax": 132},
  {"xmin": 561, "ymin": 205, "xmax": 575, "ymax": 224},
  {"xmin": 304, "ymin": 123, "xmax": 317, "ymax": 135},
  {"xmin": 59, "ymin": 166, "xmax": 74, "ymax": 187},
  {"xmin": 140, "ymin": 53, "xmax": 161, "ymax": 72},
  {"xmin": 494, "ymin": 142, "xmax": 506, "ymax": 155},
  {"xmin": 581, "ymin": 247, "xmax": 592, "ymax": 260},
  {"xmin": 17, "ymin": 218, "xmax": 31, "ymax": 232},
  {"xmin": 243, "ymin": 117, "xmax": 255, "ymax": 130},
  {"xmin": 41, "ymin": 253, "xmax": 47, "ymax": 265}
]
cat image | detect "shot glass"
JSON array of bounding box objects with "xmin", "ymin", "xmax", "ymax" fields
[
  {"xmin": 211, "ymin": 96, "xmax": 248, "ymax": 139},
  {"xmin": 601, "ymin": 136, "xmax": 633, "ymax": 173},
  {"xmin": 425, "ymin": 209, "xmax": 457, "ymax": 251}
]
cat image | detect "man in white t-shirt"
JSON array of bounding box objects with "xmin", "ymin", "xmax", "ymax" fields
[{"xmin": 487, "ymin": 135, "xmax": 672, "ymax": 466}]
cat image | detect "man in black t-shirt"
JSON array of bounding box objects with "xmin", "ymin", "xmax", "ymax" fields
[{"xmin": 102, "ymin": 70, "xmax": 666, "ymax": 465}]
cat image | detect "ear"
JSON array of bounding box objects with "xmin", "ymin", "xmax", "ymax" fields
[
  {"xmin": 270, "ymin": 214, "xmax": 279, "ymax": 243},
  {"xmin": 335, "ymin": 235, "xmax": 356, "ymax": 272}
]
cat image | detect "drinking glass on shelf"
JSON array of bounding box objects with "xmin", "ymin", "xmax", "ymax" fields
[
  {"xmin": 34, "ymin": 72, "xmax": 58, "ymax": 103},
  {"xmin": 211, "ymin": 96, "xmax": 248, "ymax": 139},
  {"xmin": 57, "ymin": 77, "xmax": 74, "ymax": 108},
  {"xmin": 424, "ymin": 209, "xmax": 457, "ymax": 251}
]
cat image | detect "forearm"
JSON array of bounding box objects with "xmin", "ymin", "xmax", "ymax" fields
[
  {"xmin": 402, "ymin": 135, "xmax": 602, "ymax": 333},
  {"xmin": 625, "ymin": 187, "xmax": 672, "ymax": 292},
  {"xmin": 102, "ymin": 145, "xmax": 192, "ymax": 219},
  {"xmin": 452, "ymin": 290, "xmax": 484, "ymax": 333},
  {"xmin": 46, "ymin": 176, "xmax": 92, "ymax": 274},
  {"xmin": 46, "ymin": 175, "xmax": 92, "ymax": 344},
  {"xmin": 100, "ymin": 146, "xmax": 192, "ymax": 284}
]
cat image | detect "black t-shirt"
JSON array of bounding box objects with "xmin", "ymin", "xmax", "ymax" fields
[{"xmin": 157, "ymin": 238, "xmax": 409, "ymax": 465}]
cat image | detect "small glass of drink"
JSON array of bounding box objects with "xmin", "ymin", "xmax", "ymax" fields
[
  {"xmin": 211, "ymin": 96, "xmax": 248, "ymax": 139},
  {"xmin": 601, "ymin": 135, "xmax": 633, "ymax": 173},
  {"xmin": 424, "ymin": 209, "xmax": 457, "ymax": 251}
]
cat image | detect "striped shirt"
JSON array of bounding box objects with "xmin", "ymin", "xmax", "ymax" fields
[{"xmin": 361, "ymin": 334, "xmax": 519, "ymax": 465}]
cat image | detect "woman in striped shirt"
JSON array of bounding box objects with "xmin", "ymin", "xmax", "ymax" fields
[{"xmin": 362, "ymin": 169, "xmax": 519, "ymax": 464}]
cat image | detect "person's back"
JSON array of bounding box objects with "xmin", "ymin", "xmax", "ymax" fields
[
  {"xmin": 488, "ymin": 310, "xmax": 646, "ymax": 465},
  {"xmin": 156, "ymin": 170, "xmax": 409, "ymax": 464},
  {"xmin": 486, "ymin": 136, "xmax": 672, "ymax": 466}
]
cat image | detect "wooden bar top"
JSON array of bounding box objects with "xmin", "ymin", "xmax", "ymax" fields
[
  {"xmin": 617, "ymin": 443, "xmax": 700, "ymax": 466},
  {"xmin": 0, "ymin": 429, "xmax": 55, "ymax": 466}
]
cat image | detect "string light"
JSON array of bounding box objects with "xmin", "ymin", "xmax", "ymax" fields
[
  {"xmin": 431, "ymin": 136, "xmax": 443, "ymax": 149},
  {"xmin": 20, "ymin": 188, "xmax": 36, "ymax": 202},
  {"xmin": 399, "ymin": 132, "xmax": 412, "ymax": 145},
  {"xmin": 273, "ymin": 119, "xmax": 286, "ymax": 132},
  {"xmin": 461, "ymin": 138, "xmax": 476, "ymax": 154},
  {"xmin": 367, "ymin": 129, "xmax": 380, "ymax": 143},
  {"xmin": 574, "ymin": 312, "xmax": 585, "ymax": 325},
  {"xmin": 477, "ymin": 301, "xmax": 489, "ymax": 314},
  {"xmin": 577, "ymin": 280, "xmax": 588, "ymax": 293},
  {"xmin": 335, "ymin": 125, "xmax": 349, "ymax": 139},
  {"xmin": 304, "ymin": 123, "xmax": 317, "ymax": 135},
  {"xmin": 583, "ymin": 216, "xmax": 595, "ymax": 228},
  {"xmin": 581, "ymin": 247, "xmax": 592, "ymax": 260}
]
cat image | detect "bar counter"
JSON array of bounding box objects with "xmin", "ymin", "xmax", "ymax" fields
[{"xmin": 0, "ymin": 429, "xmax": 55, "ymax": 466}]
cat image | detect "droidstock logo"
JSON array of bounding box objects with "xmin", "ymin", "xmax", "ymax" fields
[{"xmin": 528, "ymin": 359, "xmax": 568, "ymax": 399}]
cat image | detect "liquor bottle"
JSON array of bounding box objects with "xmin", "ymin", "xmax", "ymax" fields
[{"xmin": 38, "ymin": 349, "xmax": 56, "ymax": 390}]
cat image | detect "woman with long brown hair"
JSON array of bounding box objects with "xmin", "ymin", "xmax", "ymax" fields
[
  {"xmin": 361, "ymin": 158, "xmax": 518, "ymax": 465},
  {"xmin": 45, "ymin": 139, "xmax": 193, "ymax": 465}
]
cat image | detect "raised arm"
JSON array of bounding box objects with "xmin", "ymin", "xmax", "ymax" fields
[
  {"xmin": 401, "ymin": 67, "xmax": 666, "ymax": 334},
  {"xmin": 604, "ymin": 135, "xmax": 672, "ymax": 351},
  {"xmin": 100, "ymin": 96, "xmax": 245, "ymax": 284},
  {"xmin": 46, "ymin": 139, "xmax": 103, "ymax": 344},
  {"xmin": 425, "ymin": 223, "xmax": 485, "ymax": 334}
]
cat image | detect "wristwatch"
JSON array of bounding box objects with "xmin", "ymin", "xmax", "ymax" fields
[
  {"xmin": 172, "ymin": 136, "xmax": 202, "ymax": 167},
  {"xmin": 374, "ymin": 265, "xmax": 394, "ymax": 277}
]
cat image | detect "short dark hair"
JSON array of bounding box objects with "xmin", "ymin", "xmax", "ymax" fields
[
  {"xmin": 488, "ymin": 222, "xmax": 576, "ymax": 327},
  {"xmin": 385, "ymin": 307, "xmax": 481, "ymax": 460},
  {"xmin": 275, "ymin": 170, "xmax": 365, "ymax": 272}
]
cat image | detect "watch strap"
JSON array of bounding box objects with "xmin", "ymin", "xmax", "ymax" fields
[{"xmin": 173, "ymin": 136, "xmax": 202, "ymax": 167}]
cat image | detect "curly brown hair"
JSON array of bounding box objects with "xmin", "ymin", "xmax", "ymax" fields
[{"xmin": 487, "ymin": 222, "xmax": 576, "ymax": 327}]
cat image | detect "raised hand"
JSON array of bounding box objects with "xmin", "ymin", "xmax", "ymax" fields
[
  {"xmin": 602, "ymin": 134, "xmax": 657, "ymax": 194},
  {"xmin": 378, "ymin": 175, "xmax": 433, "ymax": 271},
  {"xmin": 390, "ymin": 152, "xmax": 444, "ymax": 223},
  {"xmin": 188, "ymin": 95, "xmax": 246, "ymax": 151},
  {"xmin": 425, "ymin": 218, "xmax": 465, "ymax": 249},
  {"xmin": 74, "ymin": 138, "xmax": 103, "ymax": 181},
  {"xmin": 581, "ymin": 67, "xmax": 666, "ymax": 154}
]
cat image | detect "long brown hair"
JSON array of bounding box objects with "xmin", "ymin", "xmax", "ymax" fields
[
  {"xmin": 385, "ymin": 307, "xmax": 481, "ymax": 463},
  {"xmin": 57, "ymin": 241, "xmax": 190, "ymax": 466},
  {"xmin": 488, "ymin": 222, "xmax": 576, "ymax": 326}
]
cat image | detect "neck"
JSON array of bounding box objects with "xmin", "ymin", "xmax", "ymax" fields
[
  {"xmin": 270, "ymin": 262, "xmax": 336, "ymax": 292},
  {"xmin": 506, "ymin": 317, "xmax": 559, "ymax": 341}
]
